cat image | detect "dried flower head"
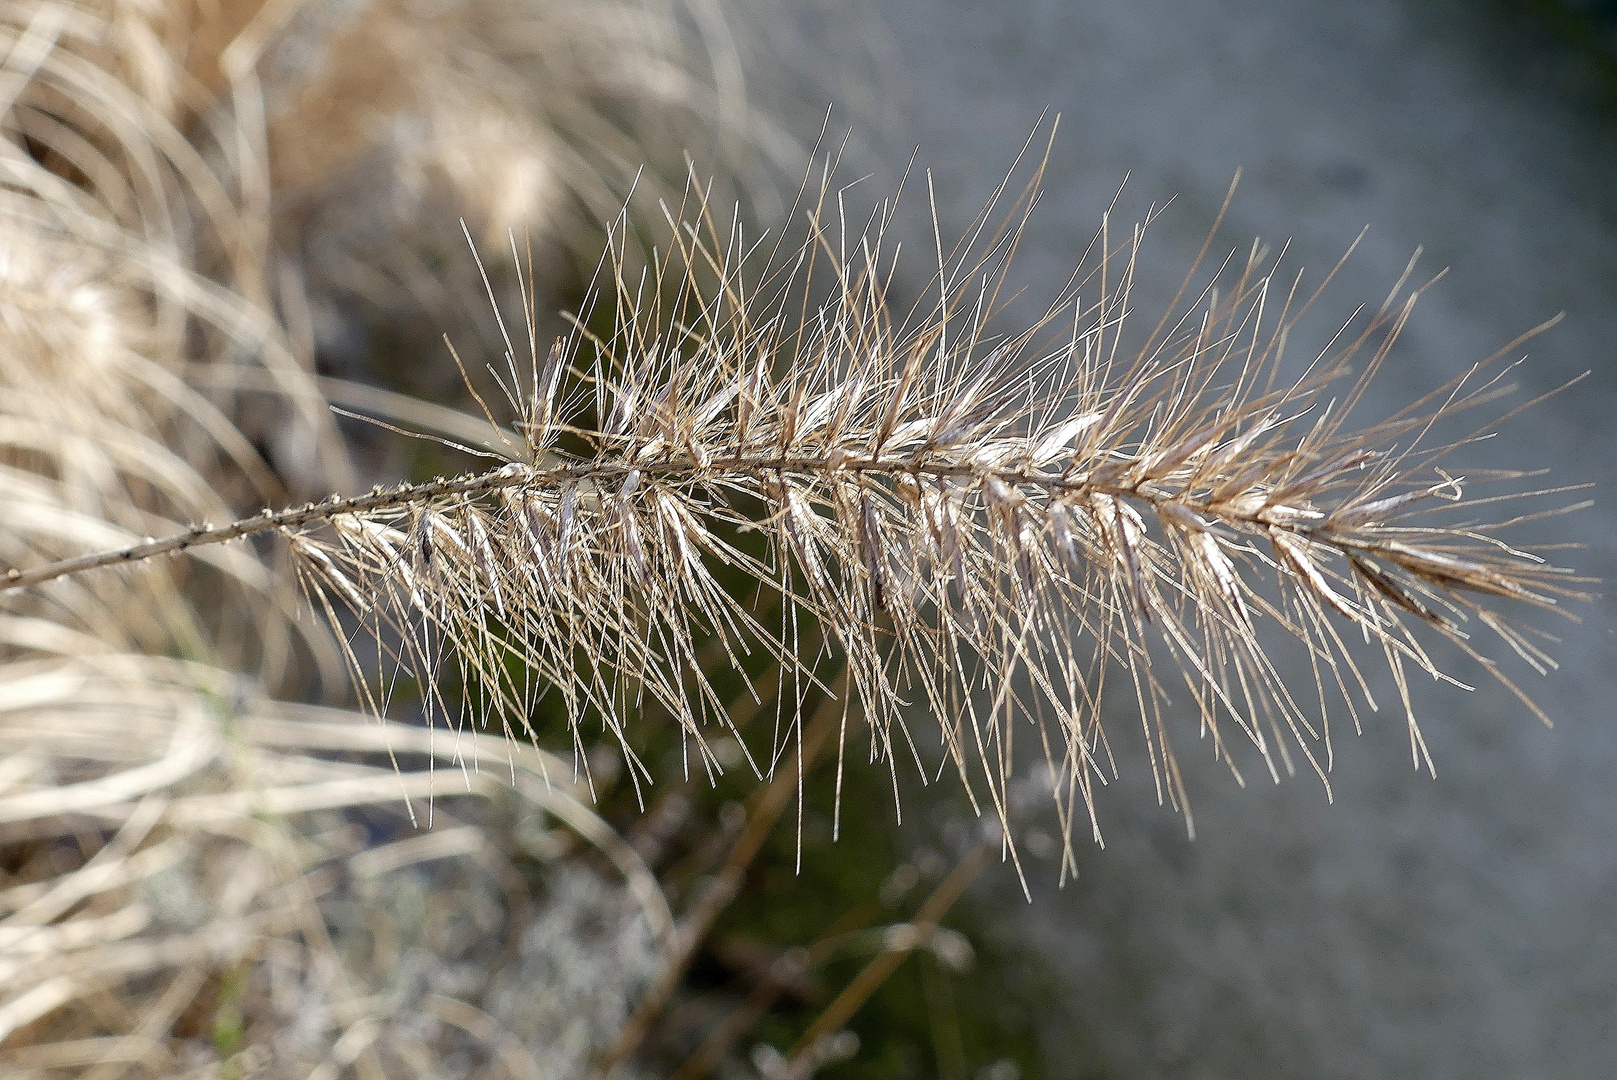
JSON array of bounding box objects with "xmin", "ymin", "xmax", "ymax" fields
[{"xmin": 7, "ymin": 138, "xmax": 1592, "ymax": 872}]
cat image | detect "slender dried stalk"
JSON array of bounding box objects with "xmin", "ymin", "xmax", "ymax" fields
[
  {"xmin": 4, "ymin": 140, "xmax": 1593, "ymax": 866},
  {"xmin": 787, "ymin": 841, "xmax": 992, "ymax": 1064},
  {"xmin": 599, "ymin": 667, "xmax": 848, "ymax": 1074}
]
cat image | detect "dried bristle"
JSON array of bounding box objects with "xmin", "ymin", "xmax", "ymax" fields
[{"xmin": 278, "ymin": 149, "xmax": 1591, "ymax": 858}]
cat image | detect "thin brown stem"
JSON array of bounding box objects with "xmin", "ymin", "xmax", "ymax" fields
[
  {"xmin": 595, "ymin": 666, "xmax": 848, "ymax": 1076},
  {"xmin": 2, "ymin": 468, "xmax": 524, "ymax": 593},
  {"xmin": 786, "ymin": 842, "xmax": 993, "ymax": 1062},
  {"xmin": 669, "ymin": 878, "xmax": 909, "ymax": 1080},
  {"xmin": 0, "ymin": 445, "xmax": 1449, "ymax": 596}
]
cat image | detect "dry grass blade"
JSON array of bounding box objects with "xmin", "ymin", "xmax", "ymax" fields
[{"xmin": 0, "ymin": 661, "xmax": 671, "ymax": 1076}]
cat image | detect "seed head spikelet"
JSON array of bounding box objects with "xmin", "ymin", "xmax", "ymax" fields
[{"xmin": 4, "ymin": 147, "xmax": 1592, "ymax": 865}]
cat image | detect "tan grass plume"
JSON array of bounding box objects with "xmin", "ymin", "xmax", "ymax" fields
[{"xmin": 5, "ymin": 132, "xmax": 1593, "ymax": 880}]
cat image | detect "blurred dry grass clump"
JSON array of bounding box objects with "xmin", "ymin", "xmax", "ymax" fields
[{"xmin": 0, "ymin": 0, "xmax": 780, "ymax": 1075}]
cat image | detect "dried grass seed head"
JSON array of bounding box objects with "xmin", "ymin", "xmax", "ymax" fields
[{"xmin": 278, "ymin": 147, "xmax": 1592, "ymax": 859}]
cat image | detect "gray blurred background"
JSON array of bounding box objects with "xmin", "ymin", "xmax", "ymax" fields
[{"xmin": 780, "ymin": 1, "xmax": 1617, "ymax": 1077}]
